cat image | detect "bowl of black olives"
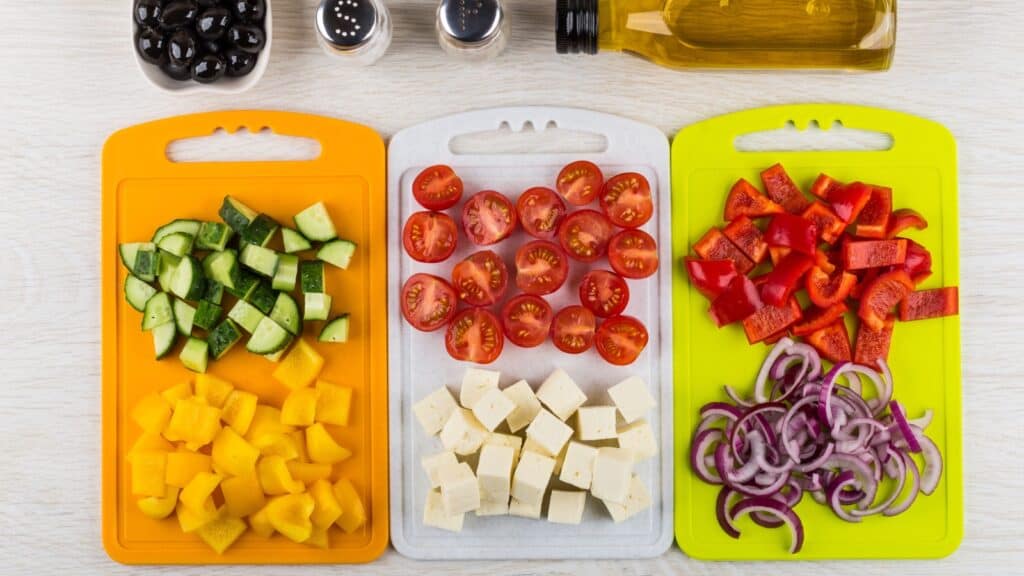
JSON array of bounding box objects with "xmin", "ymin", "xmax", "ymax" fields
[{"xmin": 133, "ymin": 0, "xmax": 271, "ymax": 92}]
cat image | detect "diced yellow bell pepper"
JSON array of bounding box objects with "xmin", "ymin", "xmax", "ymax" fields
[
  {"xmin": 221, "ymin": 472, "xmax": 266, "ymax": 518},
  {"xmin": 315, "ymin": 380, "xmax": 353, "ymax": 426},
  {"xmin": 281, "ymin": 387, "xmax": 319, "ymax": 427},
  {"xmin": 305, "ymin": 423, "xmax": 352, "ymax": 464},
  {"xmin": 265, "ymin": 492, "xmax": 315, "ymax": 543},
  {"xmin": 290, "ymin": 429, "xmax": 309, "ymax": 462},
  {"xmin": 176, "ymin": 500, "xmax": 219, "ymax": 533},
  {"xmin": 221, "ymin": 390, "xmax": 258, "ymax": 435},
  {"xmin": 137, "ymin": 486, "xmax": 179, "ymax": 519},
  {"xmin": 164, "ymin": 398, "xmax": 222, "ymax": 448},
  {"xmin": 333, "ymin": 478, "xmax": 366, "ymax": 534},
  {"xmin": 305, "ymin": 526, "xmax": 329, "ymax": 549},
  {"xmin": 309, "ymin": 479, "xmax": 343, "ymax": 529},
  {"xmin": 131, "ymin": 451, "xmax": 167, "ymax": 497},
  {"xmin": 131, "ymin": 393, "xmax": 172, "ymax": 434},
  {"xmin": 212, "ymin": 427, "xmax": 259, "ymax": 477},
  {"xmin": 160, "ymin": 381, "xmax": 192, "ymax": 405},
  {"xmin": 196, "ymin": 514, "xmax": 247, "ymax": 554},
  {"xmin": 128, "ymin": 432, "xmax": 174, "ymax": 462},
  {"xmin": 272, "ymin": 339, "xmax": 325, "ymax": 390},
  {"xmin": 194, "ymin": 374, "xmax": 235, "ymax": 408},
  {"xmin": 165, "ymin": 451, "xmax": 212, "ymax": 488},
  {"xmin": 248, "ymin": 503, "xmax": 275, "ymax": 538},
  {"xmin": 180, "ymin": 472, "xmax": 223, "ymax": 512},
  {"xmin": 286, "ymin": 461, "xmax": 332, "ymax": 484},
  {"xmin": 257, "ymin": 455, "xmax": 305, "ymax": 495},
  {"xmin": 243, "ymin": 405, "xmax": 295, "ymax": 444},
  {"xmin": 251, "ymin": 433, "xmax": 301, "ymax": 460}
]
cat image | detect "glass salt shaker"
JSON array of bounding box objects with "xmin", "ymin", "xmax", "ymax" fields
[
  {"xmin": 316, "ymin": 0, "xmax": 392, "ymax": 65},
  {"xmin": 436, "ymin": 0, "xmax": 508, "ymax": 60}
]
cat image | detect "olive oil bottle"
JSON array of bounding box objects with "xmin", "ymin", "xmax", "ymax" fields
[{"xmin": 556, "ymin": 0, "xmax": 896, "ymax": 70}]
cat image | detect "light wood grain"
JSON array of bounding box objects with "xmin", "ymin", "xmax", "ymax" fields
[{"xmin": 1, "ymin": 0, "xmax": 1023, "ymax": 573}]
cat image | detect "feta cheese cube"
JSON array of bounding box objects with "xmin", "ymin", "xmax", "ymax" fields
[
  {"xmin": 607, "ymin": 376, "xmax": 656, "ymax": 424},
  {"xmin": 471, "ymin": 388, "xmax": 516, "ymax": 431},
  {"xmin": 558, "ymin": 441, "xmax": 599, "ymax": 490},
  {"xmin": 413, "ymin": 386, "xmax": 458, "ymax": 436},
  {"xmin": 439, "ymin": 408, "xmax": 489, "ymax": 456},
  {"xmin": 525, "ymin": 409, "xmax": 573, "ymax": 458},
  {"xmin": 475, "ymin": 496, "xmax": 509, "ymax": 517},
  {"xmin": 601, "ymin": 475, "xmax": 652, "ymax": 523},
  {"xmin": 617, "ymin": 420, "xmax": 658, "ymax": 462},
  {"xmin": 483, "ymin": 433, "xmax": 523, "ymax": 466},
  {"xmin": 511, "ymin": 450, "xmax": 555, "ymax": 505},
  {"xmin": 423, "ymin": 489, "xmax": 464, "ymax": 532},
  {"xmin": 460, "ymin": 368, "xmax": 500, "ymax": 409},
  {"xmin": 509, "ymin": 496, "xmax": 543, "ymax": 519},
  {"xmin": 438, "ymin": 461, "xmax": 480, "ymax": 516},
  {"xmin": 523, "ymin": 436, "xmax": 567, "ymax": 476},
  {"xmin": 547, "ymin": 490, "xmax": 587, "ymax": 525},
  {"xmin": 536, "ymin": 369, "xmax": 587, "ymax": 421},
  {"xmin": 590, "ymin": 447, "xmax": 634, "ymax": 504},
  {"xmin": 575, "ymin": 406, "xmax": 618, "ymax": 441},
  {"xmin": 502, "ymin": 380, "xmax": 542, "ymax": 433},
  {"xmin": 421, "ymin": 450, "xmax": 458, "ymax": 489},
  {"xmin": 476, "ymin": 444, "xmax": 513, "ymax": 502}
]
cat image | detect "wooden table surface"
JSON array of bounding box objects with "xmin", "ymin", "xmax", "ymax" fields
[{"xmin": 1, "ymin": 0, "xmax": 1022, "ymax": 573}]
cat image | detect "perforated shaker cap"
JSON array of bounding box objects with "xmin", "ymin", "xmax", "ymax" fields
[
  {"xmin": 438, "ymin": 0, "xmax": 505, "ymax": 48},
  {"xmin": 316, "ymin": 0, "xmax": 379, "ymax": 50}
]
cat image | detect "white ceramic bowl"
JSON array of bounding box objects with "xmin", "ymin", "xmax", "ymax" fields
[{"xmin": 131, "ymin": 0, "xmax": 272, "ymax": 94}]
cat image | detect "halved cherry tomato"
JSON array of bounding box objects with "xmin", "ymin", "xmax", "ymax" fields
[
  {"xmin": 723, "ymin": 215, "xmax": 768, "ymax": 264},
  {"xmin": 858, "ymin": 270, "xmax": 915, "ymax": 331},
  {"xmin": 810, "ymin": 173, "xmax": 844, "ymax": 199},
  {"xmin": 742, "ymin": 298, "xmax": 802, "ymax": 344},
  {"xmin": 792, "ymin": 302, "xmax": 848, "ymax": 337},
  {"xmin": 760, "ymin": 163, "xmax": 811, "ymax": 213},
  {"xmin": 608, "ymin": 229, "xmax": 659, "ymax": 279},
  {"xmin": 760, "ymin": 252, "xmax": 814, "ymax": 307},
  {"xmin": 694, "ymin": 228, "xmax": 754, "ymax": 275},
  {"xmin": 452, "ymin": 250, "xmax": 509, "ymax": 307},
  {"xmin": 402, "ymin": 211, "xmax": 458, "ymax": 263},
  {"xmin": 765, "ymin": 213, "xmax": 818, "ymax": 256},
  {"xmin": 556, "ymin": 160, "xmax": 604, "ymax": 206},
  {"xmin": 514, "ymin": 240, "xmax": 569, "ymax": 296},
  {"xmin": 501, "ymin": 294, "xmax": 553, "ymax": 348},
  {"xmin": 854, "ymin": 316, "xmax": 895, "ymax": 368},
  {"xmin": 516, "ymin": 187, "xmax": 566, "ymax": 240},
  {"xmin": 805, "ymin": 266, "xmax": 857, "ymax": 307},
  {"xmin": 412, "ymin": 164, "xmax": 463, "ymax": 210},
  {"xmin": 445, "ymin": 308, "xmax": 504, "ymax": 364},
  {"xmin": 462, "ymin": 190, "xmax": 517, "ymax": 246},
  {"xmin": 886, "ymin": 208, "xmax": 928, "ymax": 238},
  {"xmin": 899, "ymin": 287, "xmax": 959, "ymax": 322},
  {"xmin": 600, "ymin": 172, "xmax": 653, "ymax": 228},
  {"xmin": 558, "ymin": 209, "xmax": 614, "ymax": 263},
  {"xmin": 400, "ymin": 273, "xmax": 458, "ymax": 332},
  {"xmin": 842, "ymin": 239, "xmax": 908, "ymax": 270},
  {"xmin": 579, "ymin": 270, "xmax": 630, "ymax": 318},
  {"xmin": 829, "ymin": 182, "xmax": 873, "ymax": 223},
  {"xmin": 854, "ymin": 185, "xmax": 892, "ymax": 238},
  {"xmin": 805, "ymin": 320, "xmax": 852, "ymax": 363},
  {"xmin": 724, "ymin": 178, "xmax": 784, "ymax": 221},
  {"xmin": 684, "ymin": 259, "xmax": 737, "ymax": 301},
  {"xmin": 801, "ymin": 202, "xmax": 846, "ymax": 244},
  {"xmin": 595, "ymin": 315, "xmax": 649, "ymax": 365},
  {"xmin": 709, "ymin": 275, "xmax": 763, "ymax": 327},
  {"xmin": 550, "ymin": 305, "xmax": 596, "ymax": 354}
]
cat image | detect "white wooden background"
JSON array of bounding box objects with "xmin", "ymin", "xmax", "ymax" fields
[{"xmin": 1, "ymin": 0, "xmax": 1022, "ymax": 573}]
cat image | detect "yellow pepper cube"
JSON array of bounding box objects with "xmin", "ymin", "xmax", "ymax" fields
[
  {"xmin": 196, "ymin": 515, "xmax": 248, "ymax": 554},
  {"xmin": 131, "ymin": 393, "xmax": 172, "ymax": 434},
  {"xmin": 309, "ymin": 479, "xmax": 343, "ymax": 528},
  {"xmin": 257, "ymin": 455, "xmax": 305, "ymax": 495},
  {"xmin": 180, "ymin": 472, "xmax": 223, "ymax": 512},
  {"xmin": 212, "ymin": 427, "xmax": 260, "ymax": 477},
  {"xmin": 333, "ymin": 478, "xmax": 366, "ymax": 533},
  {"xmin": 305, "ymin": 526, "xmax": 329, "ymax": 549},
  {"xmin": 176, "ymin": 500, "xmax": 219, "ymax": 533},
  {"xmin": 221, "ymin": 390, "xmax": 258, "ymax": 436},
  {"xmin": 272, "ymin": 339, "xmax": 325, "ymax": 390},
  {"xmin": 290, "ymin": 430, "xmax": 309, "ymax": 462},
  {"xmin": 165, "ymin": 451, "xmax": 212, "ymax": 488},
  {"xmin": 131, "ymin": 451, "xmax": 167, "ymax": 497},
  {"xmin": 266, "ymin": 492, "xmax": 315, "ymax": 543},
  {"xmin": 281, "ymin": 387, "xmax": 319, "ymax": 427},
  {"xmin": 286, "ymin": 461, "xmax": 333, "ymax": 484},
  {"xmin": 128, "ymin": 432, "xmax": 174, "ymax": 462},
  {"xmin": 248, "ymin": 504, "xmax": 275, "ymax": 538},
  {"xmin": 165, "ymin": 398, "xmax": 222, "ymax": 447},
  {"xmin": 244, "ymin": 406, "xmax": 295, "ymax": 444},
  {"xmin": 194, "ymin": 374, "xmax": 235, "ymax": 408},
  {"xmin": 252, "ymin": 433, "xmax": 301, "ymax": 460},
  {"xmin": 315, "ymin": 380, "xmax": 353, "ymax": 426},
  {"xmin": 306, "ymin": 423, "xmax": 352, "ymax": 464},
  {"xmin": 160, "ymin": 381, "xmax": 192, "ymax": 405},
  {"xmin": 138, "ymin": 486, "xmax": 179, "ymax": 520},
  {"xmin": 221, "ymin": 472, "xmax": 266, "ymax": 518}
]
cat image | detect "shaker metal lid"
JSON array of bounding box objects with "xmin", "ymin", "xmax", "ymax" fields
[
  {"xmin": 438, "ymin": 0, "xmax": 504, "ymax": 46},
  {"xmin": 317, "ymin": 0, "xmax": 378, "ymax": 49}
]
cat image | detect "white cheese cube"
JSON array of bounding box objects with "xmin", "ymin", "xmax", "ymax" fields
[
  {"xmin": 558, "ymin": 441, "xmax": 599, "ymax": 490},
  {"xmin": 421, "ymin": 450, "xmax": 458, "ymax": 489},
  {"xmin": 525, "ymin": 409, "xmax": 573, "ymax": 458},
  {"xmin": 471, "ymin": 388, "xmax": 516, "ymax": 431},
  {"xmin": 607, "ymin": 376, "xmax": 656, "ymax": 424},
  {"xmin": 438, "ymin": 461, "xmax": 480, "ymax": 516},
  {"xmin": 523, "ymin": 437, "xmax": 567, "ymax": 476},
  {"xmin": 575, "ymin": 406, "xmax": 618, "ymax": 441},
  {"xmin": 617, "ymin": 420, "xmax": 658, "ymax": 462},
  {"xmin": 475, "ymin": 496, "xmax": 510, "ymax": 516},
  {"xmin": 502, "ymin": 380, "xmax": 542, "ymax": 433},
  {"xmin": 590, "ymin": 447, "xmax": 635, "ymax": 504},
  {"xmin": 551, "ymin": 442, "xmax": 569, "ymax": 476},
  {"xmin": 483, "ymin": 433, "xmax": 523, "ymax": 466},
  {"xmin": 460, "ymin": 368, "xmax": 500, "ymax": 409},
  {"xmin": 511, "ymin": 450, "xmax": 555, "ymax": 506},
  {"xmin": 423, "ymin": 489, "xmax": 464, "ymax": 532},
  {"xmin": 509, "ymin": 496, "xmax": 543, "ymax": 519},
  {"xmin": 547, "ymin": 490, "xmax": 587, "ymax": 525},
  {"xmin": 536, "ymin": 369, "xmax": 587, "ymax": 421},
  {"xmin": 476, "ymin": 444, "xmax": 513, "ymax": 502},
  {"xmin": 439, "ymin": 408, "xmax": 489, "ymax": 456},
  {"xmin": 413, "ymin": 386, "xmax": 458, "ymax": 436},
  {"xmin": 602, "ymin": 475, "xmax": 652, "ymax": 523}
]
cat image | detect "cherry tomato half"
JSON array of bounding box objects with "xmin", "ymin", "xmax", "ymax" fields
[
  {"xmin": 412, "ymin": 164, "xmax": 463, "ymax": 210},
  {"xmin": 514, "ymin": 240, "xmax": 569, "ymax": 296},
  {"xmin": 578, "ymin": 270, "xmax": 630, "ymax": 318},
  {"xmin": 400, "ymin": 273, "xmax": 458, "ymax": 332},
  {"xmin": 556, "ymin": 160, "xmax": 604, "ymax": 206},
  {"xmin": 557, "ymin": 209, "xmax": 614, "ymax": 263},
  {"xmin": 462, "ymin": 190, "xmax": 517, "ymax": 246},
  {"xmin": 517, "ymin": 186, "xmax": 567, "ymax": 240},
  {"xmin": 595, "ymin": 315, "xmax": 649, "ymax": 365},
  {"xmin": 550, "ymin": 305, "xmax": 596, "ymax": 354},
  {"xmin": 600, "ymin": 172, "xmax": 653, "ymax": 228},
  {"xmin": 445, "ymin": 308, "xmax": 504, "ymax": 364},
  {"xmin": 451, "ymin": 250, "xmax": 509, "ymax": 307},
  {"xmin": 402, "ymin": 211, "xmax": 458, "ymax": 263},
  {"xmin": 501, "ymin": 294, "xmax": 553, "ymax": 348},
  {"xmin": 608, "ymin": 229, "xmax": 659, "ymax": 279}
]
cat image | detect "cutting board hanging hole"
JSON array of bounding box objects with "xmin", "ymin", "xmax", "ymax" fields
[
  {"xmin": 448, "ymin": 120, "xmax": 609, "ymax": 155},
  {"xmin": 166, "ymin": 127, "xmax": 322, "ymax": 163},
  {"xmin": 733, "ymin": 119, "xmax": 894, "ymax": 152}
]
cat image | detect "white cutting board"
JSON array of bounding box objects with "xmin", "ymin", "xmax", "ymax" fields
[{"xmin": 386, "ymin": 107, "xmax": 673, "ymax": 560}]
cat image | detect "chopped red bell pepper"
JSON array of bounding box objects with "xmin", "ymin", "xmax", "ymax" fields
[
  {"xmin": 886, "ymin": 208, "xmax": 928, "ymax": 239},
  {"xmin": 805, "ymin": 320, "xmax": 852, "ymax": 363},
  {"xmin": 792, "ymin": 302, "xmax": 849, "ymax": 337},
  {"xmin": 849, "ymin": 267, "xmax": 880, "ymax": 300},
  {"xmin": 829, "ymin": 182, "xmax": 873, "ymax": 223},
  {"xmin": 810, "ymin": 173, "xmax": 844, "ymax": 199},
  {"xmin": 896, "ymin": 239, "xmax": 933, "ymax": 285},
  {"xmin": 858, "ymin": 270, "xmax": 915, "ymax": 331},
  {"xmin": 743, "ymin": 298, "xmax": 802, "ymax": 344},
  {"xmin": 763, "ymin": 330, "xmax": 789, "ymax": 345},
  {"xmin": 842, "ymin": 239, "xmax": 908, "ymax": 270},
  {"xmin": 709, "ymin": 275, "xmax": 763, "ymax": 328},
  {"xmin": 693, "ymin": 228, "xmax": 755, "ymax": 275},
  {"xmin": 815, "ymin": 248, "xmax": 837, "ymax": 274},
  {"xmin": 806, "ymin": 266, "xmax": 857, "ymax": 307},
  {"xmin": 855, "ymin": 185, "xmax": 893, "ymax": 238},
  {"xmin": 685, "ymin": 258, "xmax": 738, "ymax": 300},
  {"xmin": 760, "ymin": 252, "xmax": 815, "ymax": 306},
  {"xmin": 760, "ymin": 163, "xmax": 811, "ymax": 213},
  {"xmin": 854, "ymin": 316, "xmax": 895, "ymax": 369},
  {"xmin": 765, "ymin": 213, "xmax": 818, "ymax": 256},
  {"xmin": 899, "ymin": 287, "xmax": 959, "ymax": 322},
  {"xmin": 722, "ymin": 215, "xmax": 768, "ymax": 264},
  {"xmin": 769, "ymin": 246, "xmax": 791, "ymax": 266},
  {"xmin": 724, "ymin": 179, "xmax": 784, "ymax": 221},
  {"xmin": 801, "ymin": 201, "xmax": 846, "ymax": 244}
]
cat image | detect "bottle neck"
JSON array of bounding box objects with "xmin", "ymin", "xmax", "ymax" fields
[
  {"xmin": 555, "ymin": 0, "xmax": 600, "ymax": 55},
  {"xmin": 557, "ymin": 0, "xmax": 666, "ymax": 54}
]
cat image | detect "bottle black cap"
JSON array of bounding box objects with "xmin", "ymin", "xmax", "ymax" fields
[{"xmin": 556, "ymin": 0, "xmax": 598, "ymax": 55}]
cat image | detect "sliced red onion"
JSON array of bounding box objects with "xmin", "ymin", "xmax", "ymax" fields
[
  {"xmin": 752, "ymin": 338, "xmax": 795, "ymax": 403},
  {"xmin": 826, "ymin": 471, "xmax": 863, "ymax": 522},
  {"xmin": 716, "ymin": 487, "xmax": 740, "ymax": 538},
  {"xmin": 691, "ymin": 429, "xmax": 724, "ymax": 484},
  {"xmin": 823, "ymin": 453, "xmax": 878, "ymax": 507},
  {"xmin": 917, "ymin": 435, "xmax": 943, "ymax": 496},
  {"xmin": 909, "ymin": 408, "xmax": 934, "ymax": 430},
  {"xmin": 889, "ymin": 400, "xmax": 922, "ymax": 453},
  {"xmin": 730, "ymin": 497, "xmax": 805, "ymax": 554},
  {"xmin": 883, "ymin": 451, "xmax": 921, "ymax": 516},
  {"xmin": 853, "ymin": 447, "xmax": 907, "ymax": 517}
]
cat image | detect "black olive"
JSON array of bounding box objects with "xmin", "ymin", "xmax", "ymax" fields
[
  {"xmin": 136, "ymin": 27, "xmax": 168, "ymax": 65},
  {"xmin": 134, "ymin": 0, "xmax": 162, "ymax": 27},
  {"xmin": 160, "ymin": 60, "xmax": 193, "ymax": 81},
  {"xmin": 224, "ymin": 49, "xmax": 257, "ymax": 77},
  {"xmin": 197, "ymin": 0, "xmax": 218, "ymax": 8},
  {"xmin": 196, "ymin": 7, "xmax": 232, "ymax": 40},
  {"xmin": 168, "ymin": 28, "xmax": 198, "ymax": 67},
  {"xmin": 231, "ymin": 0, "xmax": 265, "ymax": 23},
  {"xmin": 201, "ymin": 38, "xmax": 225, "ymax": 54},
  {"xmin": 227, "ymin": 24, "xmax": 265, "ymax": 53},
  {"xmin": 160, "ymin": 0, "xmax": 199, "ymax": 30},
  {"xmin": 192, "ymin": 53, "xmax": 227, "ymax": 83}
]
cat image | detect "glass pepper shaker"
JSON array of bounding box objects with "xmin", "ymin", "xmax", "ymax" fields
[
  {"xmin": 316, "ymin": 0, "xmax": 392, "ymax": 65},
  {"xmin": 436, "ymin": 0, "xmax": 508, "ymax": 60}
]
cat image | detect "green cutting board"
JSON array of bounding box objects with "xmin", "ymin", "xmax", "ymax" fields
[{"xmin": 671, "ymin": 104, "xmax": 962, "ymax": 560}]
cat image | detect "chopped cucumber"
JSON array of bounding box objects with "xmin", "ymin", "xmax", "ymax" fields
[
  {"xmin": 270, "ymin": 292, "xmax": 302, "ymax": 335},
  {"xmin": 207, "ymin": 319, "xmax": 243, "ymax": 360},
  {"xmin": 173, "ymin": 298, "xmax": 196, "ymax": 335},
  {"xmin": 304, "ymin": 293, "xmax": 332, "ymax": 322},
  {"xmin": 319, "ymin": 314, "xmax": 350, "ymax": 343},
  {"xmin": 249, "ymin": 281, "xmax": 277, "ymax": 315},
  {"xmin": 240, "ymin": 244, "xmax": 279, "ymax": 277},
  {"xmin": 194, "ymin": 300, "xmax": 223, "ymax": 331},
  {"xmin": 281, "ymin": 227, "xmax": 312, "ymax": 253},
  {"xmin": 202, "ymin": 250, "xmax": 238, "ymax": 290},
  {"xmin": 219, "ymin": 196, "xmax": 258, "ymax": 233},
  {"xmin": 195, "ymin": 221, "xmax": 233, "ymax": 251},
  {"xmin": 246, "ymin": 316, "xmax": 291, "ymax": 355},
  {"xmin": 300, "ymin": 261, "xmax": 325, "ymax": 293},
  {"xmin": 133, "ymin": 246, "xmax": 159, "ymax": 282},
  {"xmin": 157, "ymin": 252, "xmax": 181, "ymax": 292},
  {"xmin": 179, "ymin": 337, "xmax": 209, "ymax": 373},
  {"xmin": 124, "ymin": 275, "xmax": 157, "ymax": 312},
  {"xmin": 227, "ymin": 269, "xmax": 259, "ymax": 300},
  {"xmin": 170, "ymin": 256, "xmax": 206, "ymax": 301},
  {"xmin": 241, "ymin": 214, "xmax": 280, "ymax": 247},
  {"xmin": 228, "ymin": 299, "xmax": 265, "ymax": 333},
  {"xmin": 318, "ymin": 239, "xmax": 356, "ymax": 270},
  {"xmin": 272, "ymin": 254, "xmax": 299, "ymax": 291},
  {"xmin": 152, "ymin": 219, "xmax": 201, "ymax": 244},
  {"xmin": 202, "ymin": 281, "xmax": 224, "ymax": 305},
  {"xmin": 142, "ymin": 292, "xmax": 174, "ymax": 331},
  {"xmin": 294, "ymin": 201, "xmax": 337, "ymax": 242},
  {"xmin": 157, "ymin": 232, "xmax": 194, "ymax": 257},
  {"xmin": 262, "ymin": 337, "xmax": 293, "ymax": 363},
  {"xmin": 152, "ymin": 321, "xmax": 178, "ymax": 359},
  {"xmin": 118, "ymin": 242, "xmax": 155, "ymax": 271}
]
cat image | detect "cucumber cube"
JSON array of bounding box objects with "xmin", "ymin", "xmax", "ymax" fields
[
  {"xmin": 270, "ymin": 293, "xmax": 302, "ymax": 335},
  {"xmin": 228, "ymin": 299, "xmax": 265, "ymax": 333},
  {"xmin": 249, "ymin": 281, "xmax": 277, "ymax": 315},
  {"xmin": 133, "ymin": 247, "xmax": 159, "ymax": 281},
  {"xmin": 158, "ymin": 252, "xmax": 181, "ymax": 292},
  {"xmin": 319, "ymin": 314, "xmax": 350, "ymax": 343},
  {"xmin": 157, "ymin": 232, "xmax": 194, "ymax": 257},
  {"xmin": 272, "ymin": 254, "xmax": 299, "ymax": 291},
  {"xmin": 202, "ymin": 250, "xmax": 238, "ymax": 290},
  {"xmin": 300, "ymin": 261, "xmax": 325, "ymax": 293},
  {"xmin": 173, "ymin": 298, "xmax": 196, "ymax": 335},
  {"xmin": 294, "ymin": 201, "xmax": 337, "ymax": 242},
  {"xmin": 202, "ymin": 281, "xmax": 224, "ymax": 305},
  {"xmin": 207, "ymin": 319, "xmax": 243, "ymax": 360},
  {"xmin": 241, "ymin": 214, "xmax": 280, "ymax": 247},
  {"xmin": 170, "ymin": 256, "xmax": 205, "ymax": 301},
  {"xmin": 227, "ymin": 269, "xmax": 259, "ymax": 300},
  {"xmin": 196, "ymin": 222, "xmax": 233, "ymax": 251},
  {"xmin": 193, "ymin": 300, "xmax": 223, "ymax": 331},
  {"xmin": 179, "ymin": 337, "xmax": 209, "ymax": 373},
  {"xmin": 142, "ymin": 292, "xmax": 173, "ymax": 330},
  {"xmin": 152, "ymin": 219, "xmax": 201, "ymax": 244},
  {"xmin": 219, "ymin": 196, "xmax": 258, "ymax": 234},
  {"xmin": 240, "ymin": 244, "xmax": 279, "ymax": 277},
  {"xmin": 318, "ymin": 239, "xmax": 356, "ymax": 270},
  {"xmin": 304, "ymin": 293, "xmax": 332, "ymax": 322},
  {"xmin": 281, "ymin": 228, "xmax": 312, "ymax": 253}
]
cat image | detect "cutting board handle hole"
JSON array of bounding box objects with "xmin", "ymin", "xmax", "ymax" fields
[
  {"xmin": 733, "ymin": 120, "xmax": 894, "ymax": 152},
  {"xmin": 449, "ymin": 121, "xmax": 609, "ymax": 155},
  {"xmin": 165, "ymin": 128, "xmax": 322, "ymax": 163}
]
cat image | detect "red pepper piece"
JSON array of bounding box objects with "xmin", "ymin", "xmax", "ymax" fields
[
  {"xmin": 760, "ymin": 252, "xmax": 815, "ymax": 306},
  {"xmin": 769, "ymin": 246, "xmax": 791, "ymax": 266},
  {"xmin": 855, "ymin": 185, "xmax": 893, "ymax": 238},
  {"xmin": 709, "ymin": 275, "xmax": 763, "ymax": 328},
  {"xmin": 724, "ymin": 179, "xmax": 784, "ymax": 221},
  {"xmin": 685, "ymin": 258, "xmax": 738, "ymax": 300},
  {"xmin": 859, "ymin": 270, "xmax": 915, "ymax": 330},
  {"xmin": 765, "ymin": 213, "xmax": 818, "ymax": 256},
  {"xmin": 806, "ymin": 320, "xmax": 852, "ymax": 363},
  {"xmin": 806, "ymin": 266, "xmax": 858, "ymax": 307},
  {"xmin": 854, "ymin": 316, "xmax": 895, "ymax": 369},
  {"xmin": 886, "ymin": 208, "xmax": 928, "ymax": 239},
  {"xmin": 810, "ymin": 173, "xmax": 844, "ymax": 199},
  {"xmin": 842, "ymin": 239, "xmax": 908, "ymax": 270},
  {"xmin": 829, "ymin": 182, "xmax": 873, "ymax": 223},
  {"xmin": 850, "ymin": 268, "xmax": 880, "ymax": 300},
  {"xmin": 693, "ymin": 228, "xmax": 755, "ymax": 275},
  {"xmin": 722, "ymin": 215, "xmax": 768, "ymax": 264},
  {"xmin": 742, "ymin": 298, "xmax": 802, "ymax": 344},
  {"xmin": 792, "ymin": 302, "xmax": 849, "ymax": 337},
  {"xmin": 801, "ymin": 201, "xmax": 846, "ymax": 244},
  {"xmin": 815, "ymin": 248, "xmax": 836, "ymax": 274},
  {"xmin": 763, "ymin": 330, "xmax": 789, "ymax": 345},
  {"xmin": 896, "ymin": 239, "xmax": 933, "ymax": 285},
  {"xmin": 899, "ymin": 287, "xmax": 959, "ymax": 322},
  {"xmin": 760, "ymin": 163, "xmax": 811, "ymax": 213}
]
